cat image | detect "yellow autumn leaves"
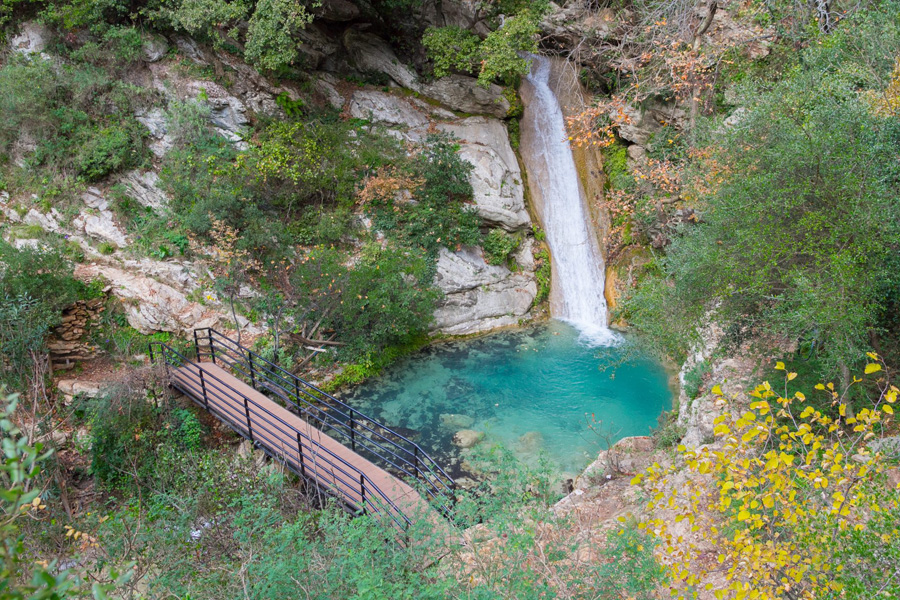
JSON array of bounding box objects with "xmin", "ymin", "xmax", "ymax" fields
[{"xmin": 632, "ymin": 356, "xmax": 899, "ymax": 600}]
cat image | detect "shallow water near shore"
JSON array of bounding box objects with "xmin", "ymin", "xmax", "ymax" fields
[{"xmin": 340, "ymin": 321, "xmax": 673, "ymax": 476}]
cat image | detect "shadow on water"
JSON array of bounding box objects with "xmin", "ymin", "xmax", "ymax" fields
[{"xmin": 338, "ymin": 321, "xmax": 673, "ymax": 480}]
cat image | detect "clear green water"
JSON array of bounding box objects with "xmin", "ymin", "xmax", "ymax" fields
[{"xmin": 340, "ymin": 321, "xmax": 673, "ymax": 476}]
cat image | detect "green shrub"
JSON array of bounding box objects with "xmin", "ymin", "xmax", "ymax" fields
[
  {"xmin": 534, "ymin": 248, "xmax": 551, "ymax": 303},
  {"xmin": 651, "ymin": 409, "xmax": 685, "ymax": 448},
  {"xmin": 682, "ymin": 359, "xmax": 710, "ymax": 400},
  {"xmin": 98, "ymin": 241, "xmax": 117, "ymax": 255},
  {"xmin": 170, "ymin": 407, "xmax": 204, "ymax": 451},
  {"xmin": 368, "ymin": 134, "xmax": 481, "ymax": 256},
  {"xmin": 0, "ymin": 241, "xmax": 94, "ymax": 388},
  {"xmin": 482, "ymin": 228, "xmax": 521, "ymax": 266},
  {"xmin": 90, "ymin": 389, "xmax": 163, "ymax": 488},
  {"xmin": 76, "ymin": 123, "xmax": 144, "ymax": 181}
]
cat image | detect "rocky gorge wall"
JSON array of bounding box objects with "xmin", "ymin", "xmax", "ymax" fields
[{"xmin": 2, "ymin": 20, "xmax": 544, "ymax": 341}]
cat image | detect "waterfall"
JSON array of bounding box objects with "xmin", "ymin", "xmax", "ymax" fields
[{"xmin": 520, "ymin": 55, "xmax": 618, "ymax": 346}]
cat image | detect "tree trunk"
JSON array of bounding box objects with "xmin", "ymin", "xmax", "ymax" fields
[{"xmin": 689, "ymin": 0, "xmax": 718, "ymax": 130}]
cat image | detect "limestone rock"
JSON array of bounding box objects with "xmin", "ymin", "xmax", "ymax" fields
[
  {"xmin": 342, "ymin": 30, "xmax": 509, "ymax": 118},
  {"xmin": 434, "ymin": 246, "xmax": 511, "ymax": 294},
  {"xmin": 574, "ymin": 435, "xmax": 655, "ymax": 490},
  {"xmin": 433, "ymin": 247, "xmax": 536, "ymax": 335},
  {"xmin": 343, "ymin": 30, "xmax": 419, "ymax": 89},
  {"xmin": 141, "ymin": 34, "xmax": 169, "ymax": 62},
  {"xmin": 421, "ymin": 75, "xmax": 510, "ymax": 118},
  {"xmin": 72, "ymin": 188, "xmax": 129, "ymax": 248},
  {"xmin": 74, "ymin": 263, "xmax": 251, "ymax": 335},
  {"xmin": 10, "ymin": 22, "xmax": 51, "ymax": 57},
  {"xmin": 440, "ymin": 413, "xmax": 475, "ymax": 430},
  {"xmin": 189, "ymin": 80, "xmax": 250, "ymax": 148},
  {"xmin": 296, "ymin": 24, "xmax": 342, "ymax": 70},
  {"xmin": 438, "ymin": 117, "xmax": 529, "ymax": 231},
  {"xmin": 348, "ymin": 90, "xmax": 429, "ymax": 128},
  {"xmin": 315, "ymin": 0, "xmax": 360, "ymax": 21},
  {"xmin": 135, "ymin": 108, "xmax": 173, "ymax": 157},
  {"xmin": 453, "ymin": 429, "xmax": 485, "ymax": 449},
  {"xmin": 314, "ymin": 72, "xmax": 345, "ymax": 109},
  {"xmin": 120, "ymin": 170, "xmax": 169, "ymax": 210},
  {"xmin": 57, "ymin": 379, "xmax": 105, "ymax": 398}
]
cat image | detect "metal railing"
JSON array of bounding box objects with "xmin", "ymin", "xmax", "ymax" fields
[
  {"xmin": 190, "ymin": 328, "xmax": 455, "ymax": 517},
  {"xmin": 149, "ymin": 342, "xmax": 414, "ymax": 531}
]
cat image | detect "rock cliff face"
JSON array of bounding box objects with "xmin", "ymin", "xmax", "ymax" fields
[{"xmin": 4, "ymin": 19, "xmax": 538, "ymax": 339}]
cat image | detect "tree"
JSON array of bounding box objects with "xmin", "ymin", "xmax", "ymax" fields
[
  {"xmin": 621, "ymin": 16, "xmax": 900, "ymax": 374},
  {"xmin": 633, "ymin": 359, "xmax": 900, "ymax": 599},
  {"xmin": 422, "ymin": 8, "xmax": 543, "ymax": 87},
  {"xmin": 0, "ymin": 242, "xmax": 91, "ymax": 393}
]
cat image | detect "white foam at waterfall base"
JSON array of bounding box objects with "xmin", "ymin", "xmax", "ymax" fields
[{"xmin": 523, "ymin": 55, "xmax": 620, "ymax": 347}]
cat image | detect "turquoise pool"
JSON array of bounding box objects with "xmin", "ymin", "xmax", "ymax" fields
[{"xmin": 340, "ymin": 321, "xmax": 673, "ymax": 476}]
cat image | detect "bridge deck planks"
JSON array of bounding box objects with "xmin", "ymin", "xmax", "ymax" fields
[{"xmin": 170, "ymin": 361, "xmax": 436, "ymax": 527}]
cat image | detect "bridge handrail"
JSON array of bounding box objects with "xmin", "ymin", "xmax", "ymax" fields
[
  {"xmin": 149, "ymin": 341, "xmax": 412, "ymax": 530},
  {"xmin": 192, "ymin": 327, "xmax": 456, "ymax": 514}
]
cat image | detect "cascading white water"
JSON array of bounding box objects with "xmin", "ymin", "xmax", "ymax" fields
[{"xmin": 521, "ymin": 55, "xmax": 618, "ymax": 346}]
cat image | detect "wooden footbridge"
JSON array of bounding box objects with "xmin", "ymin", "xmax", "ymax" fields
[{"xmin": 149, "ymin": 328, "xmax": 455, "ymax": 531}]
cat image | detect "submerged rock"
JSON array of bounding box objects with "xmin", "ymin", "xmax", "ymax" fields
[
  {"xmin": 453, "ymin": 429, "xmax": 485, "ymax": 449},
  {"xmin": 440, "ymin": 413, "xmax": 475, "ymax": 430}
]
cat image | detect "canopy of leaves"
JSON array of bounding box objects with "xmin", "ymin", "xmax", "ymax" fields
[{"xmin": 423, "ymin": 9, "xmax": 542, "ymax": 87}]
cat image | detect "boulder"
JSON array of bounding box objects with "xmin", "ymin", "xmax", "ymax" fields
[
  {"xmin": 57, "ymin": 379, "xmax": 105, "ymax": 399},
  {"xmin": 440, "ymin": 413, "xmax": 475, "ymax": 430},
  {"xmin": 141, "ymin": 34, "xmax": 169, "ymax": 62},
  {"xmin": 421, "ymin": 75, "xmax": 510, "ymax": 118},
  {"xmin": 437, "ymin": 117, "xmax": 529, "ymax": 231},
  {"xmin": 348, "ymin": 90, "xmax": 429, "ymax": 128},
  {"xmin": 343, "ymin": 30, "xmax": 419, "ymax": 89},
  {"xmin": 453, "ymin": 429, "xmax": 485, "ymax": 449},
  {"xmin": 315, "ymin": 0, "xmax": 360, "ymax": 21},
  {"xmin": 432, "ymin": 247, "xmax": 536, "ymax": 335}
]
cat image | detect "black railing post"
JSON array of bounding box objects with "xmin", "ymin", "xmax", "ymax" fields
[
  {"xmin": 296, "ymin": 432, "xmax": 305, "ymax": 478},
  {"xmin": 198, "ymin": 367, "xmax": 209, "ymax": 410},
  {"xmin": 243, "ymin": 396, "xmax": 253, "ymax": 441},
  {"xmin": 148, "ymin": 343, "xmax": 155, "ymax": 364},
  {"xmin": 249, "ymin": 352, "xmax": 256, "ymax": 390},
  {"xmin": 350, "ymin": 410, "xmax": 356, "ymax": 451},
  {"xmin": 294, "ymin": 377, "xmax": 300, "ymax": 403},
  {"xmin": 414, "ymin": 446, "xmax": 419, "ymax": 478},
  {"xmin": 208, "ymin": 329, "xmax": 216, "ymax": 365},
  {"xmin": 360, "ymin": 474, "xmax": 366, "ymax": 515},
  {"xmin": 193, "ymin": 329, "xmax": 201, "ymax": 362}
]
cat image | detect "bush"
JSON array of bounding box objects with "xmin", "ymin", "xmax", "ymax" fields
[
  {"xmin": 635, "ymin": 360, "xmax": 900, "ymax": 599},
  {"xmin": 0, "ymin": 54, "xmax": 145, "ymax": 182},
  {"xmin": 0, "ymin": 242, "xmax": 95, "ymax": 388},
  {"xmin": 682, "ymin": 359, "xmax": 710, "ymax": 400},
  {"xmin": 368, "ymin": 134, "xmax": 481, "ymax": 256},
  {"xmin": 76, "ymin": 123, "xmax": 144, "ymax": 181},
  {"xmin": 482, "ymin": 228, "xmax": 521, "ymax": 266},
  {"xmin": 534, "ymin": 248, "xmax": 551, "ymax": 303}
]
